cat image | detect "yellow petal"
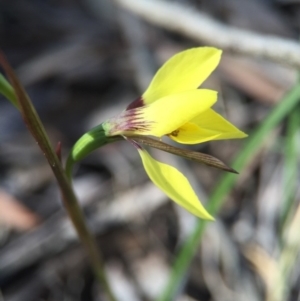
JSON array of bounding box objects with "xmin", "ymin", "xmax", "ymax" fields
[
  {"xmin": 143, "ymin": 47, "xmax": 222, "ymax": 104},
  {"xmin": 135, "ymin": 89, "xmax": 217, "ymax": 137},
  {"xmin": 170, "ymin": 109, "xmax": 248, "ymax": 144},
  {"xmin": 138, "ymin": 148, "xmax": 214, "ymax": 220}
]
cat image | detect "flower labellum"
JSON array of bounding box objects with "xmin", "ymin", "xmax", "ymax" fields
[{"xmin": 67, "ymin": 47, "xmax": 247, "ymax": 220}]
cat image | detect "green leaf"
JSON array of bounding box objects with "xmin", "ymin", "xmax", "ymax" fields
[
  {"xmin": 0, "ymin": 73, "xmax": 18, "ymax": 108},
  {"xmin": 280, "ymin": 108, "xmax": 300, "ymax": 229}
]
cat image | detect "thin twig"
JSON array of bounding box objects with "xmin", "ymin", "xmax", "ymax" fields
[{"xmin": 114, "ymin": 0, "xmax": 300, "ymax": 68}]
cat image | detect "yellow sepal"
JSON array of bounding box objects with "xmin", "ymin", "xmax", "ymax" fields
[
  {"xmin": 137, "ymin": 148, "xmax": 214, "ymax": 220},
  {"xmin": 143, "ymin": 47, "xmax": 222, "ymax": 104},
  {"xmin": 170, "ymin": 109, "xmax": 248, "ymax": 144}
]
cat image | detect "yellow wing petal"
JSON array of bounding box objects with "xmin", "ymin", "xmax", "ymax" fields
[
  {"xmin": 136, "ymin": 89, "xmax": 217, "ymax": 137},
  {"xmin": 138, "ymin": 148, "xmax": 214, "ymax": 220},
  {"xmin": 170, "ymin": 109, "xmax": 248, "ymax": 144},
  {"xmin": 143, "ymin": 47, "xmax": 222, "ymax": 104}
]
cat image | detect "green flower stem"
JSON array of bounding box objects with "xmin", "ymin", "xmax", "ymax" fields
[
  {"xmin": 66, "ymin": 124, "xmax": 122, "ymax": 181},
  {"xmin": 158, "ymin": 81, "xmax": 300, "ymax": 301},
  {"xmin": 0, "ymin": 54, "xmax": 117, "ymax": 301}
]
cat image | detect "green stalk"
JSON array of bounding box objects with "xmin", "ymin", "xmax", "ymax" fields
[
  {"xmin": 66, "ymin": 125, "xmax": 121, "ymax": 181},
  {"xmin": 0, "ymin": 53, "xmax": 117, "ymax": 301},
  {"xmin": 280, "ymin": 108, "xmax": 300, "ymax": 229},
  {"xmin": 158, "ymin": 81, "xmax": 300, "ymax": 301},
  {"xmin": 0, "ymin": 73, "xmax": 18, "ymax": 108}
]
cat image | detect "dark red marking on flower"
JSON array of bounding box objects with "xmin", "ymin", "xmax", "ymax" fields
[
  {"xmin": 127, "ymin": 138, "xmax": 143, "ymax": 150},
  {"xmin": 113, "ymin": 107, "xmax": 153, "ymax": 133},
  {"xmin": 118, "ymin": 120, "xmax": 152, "ymax": 132},
  {"xmin": 171, "ymin": 130, "xmax": 180, "ymax": 137},
  {"xmin": 122, "ymin": 108, "xmax": 143, "ymax": 118},
  {"xmin": 107, "ymin": 105, "xmax": 154, "ymax": 136},
  {"xmin": 126, "ymin": 96, "xmax": 145, "ymax": 110}
]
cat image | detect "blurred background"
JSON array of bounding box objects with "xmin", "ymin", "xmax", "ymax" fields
[{"xmin": 0, "ymin": 0, "xmax": 300, "ymax": 300}]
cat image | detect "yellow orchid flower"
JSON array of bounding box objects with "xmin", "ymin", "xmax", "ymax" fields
[
  {"xmin": 101, "ymin": 47, "xmax": 246, "ymax": 219},
  {"xmin": 67, "ymin": 47, "xmax": 247, "ymax": 220}
]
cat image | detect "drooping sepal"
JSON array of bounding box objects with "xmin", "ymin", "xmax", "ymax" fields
[{"xmin": 136, "ymin": 147, "xmax": 214, "ymax": 220}]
